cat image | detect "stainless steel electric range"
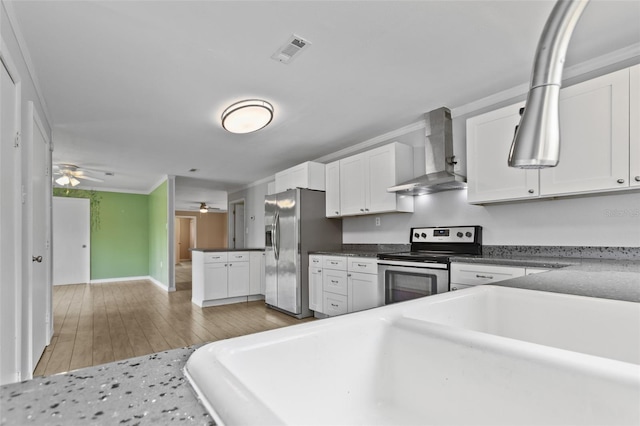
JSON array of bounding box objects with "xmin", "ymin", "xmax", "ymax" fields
[{"xmin": 377, "ymin": 225, "xmax": 482, "ymax": 304}]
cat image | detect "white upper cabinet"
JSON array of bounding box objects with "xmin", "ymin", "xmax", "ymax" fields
[
  {"xmin": 275, "ymin": 161, "xmax": 325, "ymax": 193},
  {"xmin": 466, "ymin": 101, "xmax": 538, "ymax": 203},
  {"xmin": 325, "ymin": 160, "xmax": 341, "ymax": 217},
  {"xmin": 539, "ymin": 68, "xmax": 630, "ymax": 195},
  {"xmin": 466, "ymin": 66, "xmax": 638, "ymax": 204},
  {"xmin": 336, "ymin": 142, "xmax": 414, "ymax": 217},
  {"xmin": 630, "ymin": 65, "xmax": 640, "ymax": 188}
]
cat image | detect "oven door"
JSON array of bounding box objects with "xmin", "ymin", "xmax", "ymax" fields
[{"xmin": 378, "ymin": 260, "xmax": 449, "ymax": 305}]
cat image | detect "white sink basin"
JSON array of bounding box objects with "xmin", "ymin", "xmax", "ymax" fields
[{"xmin": 185, "ymin": 286, "xmax": 640, "ymax": 425}]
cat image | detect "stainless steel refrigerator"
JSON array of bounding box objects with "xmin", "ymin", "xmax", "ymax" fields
[{"xmin": 265, "ymin": 188, "xmax": 342, "ymax": 318}]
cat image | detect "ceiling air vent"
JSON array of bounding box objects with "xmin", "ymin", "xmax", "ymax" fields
[{"xmin": 271, "ymin": 34, "xmax": 311, "ymax": 64}]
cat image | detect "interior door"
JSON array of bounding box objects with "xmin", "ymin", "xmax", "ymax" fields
[
  {"xmin": 0, "ymin": 54, "xmax": 21, "ymax": 385},
  {"xmin": 52, "ymin": 197, "xmax": 90, "ymax": 285},
  {"xmin": 28, "ymin": 103, "xmax": 51, "ymax": 374}
]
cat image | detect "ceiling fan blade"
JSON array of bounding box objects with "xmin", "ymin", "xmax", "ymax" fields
[{"xmin": 77, "ymin": 175, "xmax": 104, "ymax": 182}]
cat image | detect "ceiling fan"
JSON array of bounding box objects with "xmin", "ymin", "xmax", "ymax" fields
[
  {"xmin": 53, "ymin": 163, "xmax": 105, "ymax": 187},
  {"xmin": 189, "ymin": 202, "xmax": 222, "ymax": 213}
]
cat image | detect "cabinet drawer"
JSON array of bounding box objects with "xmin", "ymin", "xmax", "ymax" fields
[
  {"xmin": 323, "ymin": 270, "xmax": 347, "ymax": 295},
  {"xmin": 228, "ymin": 251, "xmax": 249, "ymax": 262},
  {"xmin": 348, "ymin": 257, "xmax": 377, "ymax": 274},
  {"xmin": 204, "ymin": 252, "xmax": 228, "ymax": 263},
  {"xmin": 450, "ymin": 263, "xmax": 525, "ymax": 285},
  {"xmin": 323, "ymin": 256, "xmax": 347, "ymax": 270},
  {"xmin": 324, "ymin": 292, "xmax": 348, "ymax": 316},
  {"xmin": 309, "ymin": 255, "xmax": 323, "ymax": 267}
]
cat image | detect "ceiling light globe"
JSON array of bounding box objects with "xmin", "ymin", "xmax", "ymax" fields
[{"xmin": 221, "ymin": 100, "xmax": 274, "ymax": 134}]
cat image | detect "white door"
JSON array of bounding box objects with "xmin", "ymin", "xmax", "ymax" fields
[
  {"xmin": 26, "ymin": 103, "xmax": 51, "ymax": 376},
  {"xmin": 53, "ymin": 197, "xmax": 90, "ymax": 285},
  {"xmin": 0, "ymin": 53, "xmax": 22, "ymax": 385}
]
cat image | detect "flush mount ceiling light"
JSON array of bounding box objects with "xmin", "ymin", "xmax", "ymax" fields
[
  {"xmin": 221, "ymin": 99, "xmax": 274, "ymax": 134},
  {"xmin": 199, "ymin": 203, "xmax": 208, "ymax": 213}
]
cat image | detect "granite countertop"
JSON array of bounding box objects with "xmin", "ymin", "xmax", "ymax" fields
[
  {"xmin": 450, "ymin": 254, "xmax": 640, "ymax": 303},
  {"xmin": 0, "ymin": 347, "xmax": 211, "ymax": 425},
  {"xmin": 309, "ymin": 250, "xmax": 380, "ymax": 258},
  {"xmin": 189, "ymin": 248, "xmax": 264, "ymax": 252}
]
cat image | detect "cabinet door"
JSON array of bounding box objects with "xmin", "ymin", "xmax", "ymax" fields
[
  {"xmin": 347, "ymin": 272, "xmax": 383, "ymax": 313},
  {"xmin": 540, "ymin": 68, "xmax": 630, "ymax": 195},
  {"xmin": 204, "ymin": 262, "xmax": 228, "ymax": 300},
  {"xmin": 466, "ymin": 101, "xmax": 539, "ymax": 203},
  {"xmin": 309, "ymin": 267, "xmax": 323, "ymax": 313},
  {"xmin": 228, "ymin": 261, "xmax": 250, "ymax": 298},
  {"xmin": 274, "ymin": 169, "xmax": 291, "ymax": 193},
  {"xmin": 325, "ymin": 160, "xmax": 341, "ymax": 217},
  {"xmin": 366, "ymin": 144, "xmax": 398, "ymax": 213},
  {"xmin": 630, "ymin": 65, "xmax": 640, "ymax": 188},
  {"xmin": 339, "ymin": 154, "xmax": 367, "ymax": 215}
]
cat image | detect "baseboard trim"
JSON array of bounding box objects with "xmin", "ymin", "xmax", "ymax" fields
[{"xmin": 89, "ymin": 275, "xmax": 175, "ymax": 292}]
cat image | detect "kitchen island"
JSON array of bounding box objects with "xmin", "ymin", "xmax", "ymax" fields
[{"xmin": 2, "ymin": 251, "xmax": 638, "ymax": 424}]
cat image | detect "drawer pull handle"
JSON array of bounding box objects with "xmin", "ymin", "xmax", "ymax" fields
[
  {"xmin": 476, "ymin": 274, "xmax": 494, "ymax": 279},
  {"xmin": 330, "ymin": 261, "xmax": 338, "ymax": 265},
  {"xmin": 451, "ymin": 287, "xmax": 458, "ymax": 291},
  {"xmin": 357, "ymin": 263, "xmax": 367, "ymax": 267},
  {"xmin": 617, "ymin": 178, "xmax": 625, "ymax": 184},
  {"xmin": 331, "ymin": 303, "xmax": 338, "ymax": 307},
  {"xmin": 331, "ymin": 280, "xmax": 338, "ymax": 284}
]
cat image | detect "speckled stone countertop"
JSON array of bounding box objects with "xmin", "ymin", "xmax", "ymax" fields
[
  {"xmin": 450, "ymin": 251, "xmax": 640, "ymax": 303},
  {"xmin": 189, "ymin": 248, "xmax": 264, "ymax": 252},
  {"xmin": 0, "ymin": 347, "xmax": 212, "ymax": 426},
  {"xmin": 310, "ymin": 243, "xmax": 409, "ymax": 258}
]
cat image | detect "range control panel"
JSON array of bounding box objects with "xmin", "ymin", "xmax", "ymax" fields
[{"xmin": 410, "ymin": 226, "xmax": 479, "ymax": 243}]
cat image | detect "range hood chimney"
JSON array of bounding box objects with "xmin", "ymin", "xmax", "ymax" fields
[{"xmin": 388, "ymin": 107, "xmax": 466, "ymax": 195}]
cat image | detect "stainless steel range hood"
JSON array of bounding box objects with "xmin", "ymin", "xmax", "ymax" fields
[{"xmin": 388, "ymin": 107, "xmax": 466, "ymax": 195}]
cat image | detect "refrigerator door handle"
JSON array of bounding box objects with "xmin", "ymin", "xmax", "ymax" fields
[{"xmin": 274, "ymin": 211, "xmax": 280, "ymax": 260}]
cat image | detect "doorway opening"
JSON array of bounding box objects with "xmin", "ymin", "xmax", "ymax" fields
[
  {"xmin": 229, "ymin": 199, "xmax": 245, "ymax": 249},
  {"xmin": 174, "ymin": 216, "xmax": 196, "ymax": 291}
]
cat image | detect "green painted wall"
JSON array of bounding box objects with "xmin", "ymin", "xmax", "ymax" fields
[
  {"xmin": 53, "ymin": 189, "xmax": 150, "ymax": 280},
  {"xmin": 148, "ymin": 180, "xmax": 169, "ymax": 287}
]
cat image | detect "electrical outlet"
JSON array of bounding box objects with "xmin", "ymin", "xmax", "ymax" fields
[{"xmin": 375, "ymin": 217, "xmax": 381, "ymax": 227}]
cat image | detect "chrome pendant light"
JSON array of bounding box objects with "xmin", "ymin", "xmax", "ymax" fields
[{"xmin": 508, "ymin": 0, "xmax": 589, "ymax": 169}]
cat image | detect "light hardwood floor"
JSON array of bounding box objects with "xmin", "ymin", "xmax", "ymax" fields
[{"xmin": 34, "ymin": 264, "xmax": 313, "ymax": 377}]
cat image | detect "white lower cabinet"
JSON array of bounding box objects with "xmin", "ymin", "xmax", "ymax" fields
[
  {"xmin": 192, "ymin": 250, "xmax": 264, "ymax": 307},
  {"xmin": 309, "ymin": 256, "xmax": 323, "ymax": 312},
  {"xmin": 324, "ymin": 292, "xmax": 348, "ymax": 316},
  {"xmin": 450, "ymin": 262, "xmax": 549, "ymax": 291},
  {"xmin": 309, "ymin": 255, "xmax": 383, "ymax": 317},
  {"xmin": 203, "ymin": 262, "xmax": 228, "ymax": 300},
  {"xmin": 228, "ymin": 260, "xmax": 250, "ymax": 298}
]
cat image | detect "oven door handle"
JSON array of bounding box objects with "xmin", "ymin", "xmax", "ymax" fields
[{"xmin": 377, "ymin": 260, "xmax": 448, "ymax": 269}]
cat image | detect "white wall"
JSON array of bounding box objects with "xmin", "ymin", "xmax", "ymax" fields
[{"xmin": 228, "ymin": 180, "xmax": 270, "ymax": 249}]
